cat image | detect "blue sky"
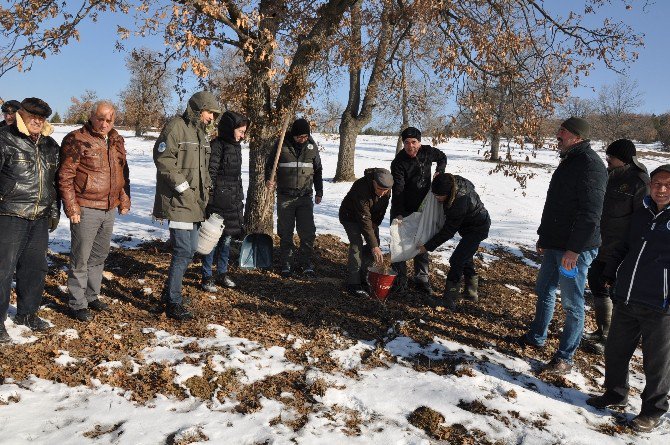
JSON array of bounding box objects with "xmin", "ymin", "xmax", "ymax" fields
[{"xmin": 2, "ymin": 2, "xmax": 668, "ymax": 117}]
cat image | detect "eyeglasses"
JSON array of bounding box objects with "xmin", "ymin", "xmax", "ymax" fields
[{"xmin": 294, "ymin": 134, "xmax": 309, "ymax": 141}]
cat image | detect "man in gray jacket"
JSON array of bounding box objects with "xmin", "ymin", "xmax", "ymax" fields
[{"xmin": 153, "ymin": 91, "xmax": 220, "ymax": 320}]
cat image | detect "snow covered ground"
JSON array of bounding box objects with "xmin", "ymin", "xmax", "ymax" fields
[{"xmin": 1, "ymin": 125, "xmax": 669, "ymax": 444}]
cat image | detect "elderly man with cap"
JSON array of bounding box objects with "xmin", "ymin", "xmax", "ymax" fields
[
  {"xmin": 265, "ymin": 118, "xmax": 323, "ymax": 278},
  {"xmin": 0, "ymin": 98, "xmax": 60, "ymax": 342},
  {"xmin": 1, "ymin": 100, "xmax": 21, "ymax": 127},
  {"xmin": 390, "ymin": 126, "xmax": 447, "ymax": 295},
  {"xmin": 582, "ymin": 139, "xmax": 649, "ymax": 354},
  {"xmin": 417, "ymin": 173, "xmax": 491, "ymax": 309},
  {"xmin": 586, "ymin": 164, "xmax": 670, "ymax": 433},
  {"xmin": 153, "ymin": 91, "xmax": 221, "ymax": 321},
  {"xmin": 514, "ymin": 117, "xmax": 607, "ymax": 375},
  {"xmin": 339, "ymin": 168, "xmax": 393, "ymax": 297}
]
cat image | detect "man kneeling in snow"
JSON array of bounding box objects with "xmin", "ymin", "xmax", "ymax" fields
[
  {"xmin": 339, "ymin": 168, "xmax": 393, "ymax": 298},
  {"xmin": 417, "ymin": 173, "xmax": 490, "ymax": 309}
]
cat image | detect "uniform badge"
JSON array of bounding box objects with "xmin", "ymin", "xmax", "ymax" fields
[
  {"xmin": 158, "ymin": 142, "xmax": 167, "ymax": 153},
  {"xmin": 307, "ymin": 143, "xmax": 314, "ymax": 150},
  {"xmin": 618, "ymin": 183, "xmax": 630, "ymax": 193}
]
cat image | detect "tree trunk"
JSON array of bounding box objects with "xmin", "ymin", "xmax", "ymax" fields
[
  {"xmin": 334, "ymin": 1, "xmax": 392, "ymax": 181},
  {"xmin": 243, "ymin": 0, "xmax": 358, "ymax": 232},
  {"xmin": 489, "ymin": 130, "xmax": 500, "ymax": 160},
  {"xmin": 335, "ymin": 113, "xmax": 363, "ymax": 181},
  {"xmin": 396, "ymin": 59, "xmax": 410, "ymax": 154}
]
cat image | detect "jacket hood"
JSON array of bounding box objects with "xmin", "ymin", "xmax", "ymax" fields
[
  {"xmin": 217, "ymin": 111, "xmax": 249, "ymax": 144},
  {"xmin": 15, "ymin": 112, "xmax": 54, "ymax": 138},
  {"xmin": 184, "ymin": 91, "xmax": 221, "ymax": 125}
]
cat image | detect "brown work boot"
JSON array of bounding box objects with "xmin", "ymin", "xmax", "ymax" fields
[
  {"xmin": 630, "ymin": 414, "xmax": 662, "ymax": 433},
  {"xmin": 541, "ymin": 357, "xmax": 573, "ymax": 375}
]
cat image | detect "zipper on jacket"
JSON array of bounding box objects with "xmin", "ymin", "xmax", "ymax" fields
[
  {"xmin": 664, "ymin": 268, "xmax": 668, "ymax": 307},
  {"xmin": 34, "ymin": 142, "xmax": 43, "ymax": 219},
  {"xmin": 625, "ymin": 240, "xmax": 647, "ymax": 304}
]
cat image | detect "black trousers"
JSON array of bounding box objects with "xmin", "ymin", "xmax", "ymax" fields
[
  {"xmin": 587, "ymin": 259, "xmax": 612, "ymax": 300},
  {"xmin": 0, "ymin": 215, "xmax": 49, "ymax": 321},
  {"xmin": 604, "ymin": 302, "xmax": 670, "ymax": 417},
  {"xmin": 392, "ymin": 252, "xmax": 430, "ymax": 285},
  {"xmin": 445, "ymin": 231, "xmax": 487, "ymax": 282},
  {"xmin": 342, "ymin": 221, "xmax": 377, "ymax": 286}
]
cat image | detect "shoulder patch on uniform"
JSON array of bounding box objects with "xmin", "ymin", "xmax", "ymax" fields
[
  {"xmin": 307, "ymin": 143, "xmax": 315, "ymax": 150},
  {"xmin": 158, "ymin": 142, "xmax": 167, "ymax": 153}
]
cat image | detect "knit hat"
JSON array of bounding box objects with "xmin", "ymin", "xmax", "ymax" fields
[
  {"xmin": 650, "ymin": 164, "xmax": 670, "ymax": 179},
  {"xmin": 373, "ymin": 168, "xmax": 394, "ymax": 189},
  {"xmin": 291, "ymin": 118, "xmax": 311, "ymax": 136},
  {"xmin": 20, "ymin": 97, "xmax": 52, "ymax": 118},
  {"xmin": 401, "ymin": 126, "xmax": 421, "ymax": 142},
  {"xmin": 560, "ymin": 117, "xmax": 590, "ymax": 139},
  {"xmin": 605, "ymin": 139, "xmax": 636, "ymax": 164},
  {"xmin": 1, "ymin": 99, "xmax": 21, "ymax": 113},
  {"xmin": 431, "ymin": 173, "xmax": 454, "ymax": 195}
]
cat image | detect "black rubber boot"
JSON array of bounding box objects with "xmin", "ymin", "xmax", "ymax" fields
[{"xmin": 463, "ymin": 275, "xmax": 479, "ymax": 302}]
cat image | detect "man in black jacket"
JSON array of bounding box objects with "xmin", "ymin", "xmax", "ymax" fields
[
  {"xmin": 516, "ymin": 117, "xmax": 607, "ymax": 375},
  {"xmin": 391, "ymin": 127, "xmax": 447, "ymax": 294},
  {"xmin": 587, "ymin": 164, "xmax": 670, "ymax": 433},
  {"xmin": 583, "ymin": 139, "xmax": 649, "ymax": 354},
  {"xmin": 418, "ymin": 173, "xmax": 490, "ymax": 309},
  {"xmin": 265, "ymin": 118, "xmax": 323, "ymax": 278},
  {"xmin": 339, "ymin": 168, "xmax": 393, "ymax": 297},
  {"xmin": 0, "ymin": 98, "xmax": 60, "ymax": 343},
  {"xmin": 1, "ymin": 100, "xmax": 21, "ymax": 127}
]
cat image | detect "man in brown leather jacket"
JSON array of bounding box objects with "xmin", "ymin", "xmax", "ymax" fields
[{"xmin": 58, "ymin": 101, "xmax": 131, "ymax": 321}]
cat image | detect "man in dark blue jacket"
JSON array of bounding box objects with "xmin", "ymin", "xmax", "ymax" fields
[
  {"xmin": 516, "ymin": 117, "xmax": 607, "ymax": 375},
  {"xmin": 390, "ymin": 127, "xmax": 447, "ymax": 294},
  {"xmin": 587, "ymin": 164, "xmax": 670, "ymax": 433},
  {"xmin": 583, "ymin": 139, "xmax": 649, "ymax": 354}
]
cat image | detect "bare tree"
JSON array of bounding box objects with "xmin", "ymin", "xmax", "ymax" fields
[
  {"xmin": 0, "ymin": 0, "xmax": 644, "ymax": 222},
  {"xmin": 119, "ymin": 48, "xmax": 173, "ymax": 136},
  {"xmin": 64, "ymin": 90, "xmax": 98, "ymax": 125},
  {"xmin": 593, "ymin": 76, "xmax": 644, "ymax": 144}
]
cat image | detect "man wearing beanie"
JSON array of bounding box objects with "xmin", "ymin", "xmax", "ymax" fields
[
  {"xmin": 417, "ymin": 173, "xmax": 490, "ymax": 309},
  {"xmin": 515, "ymin": 117, "xmax": 607, "ymax": 375},
  {"xmin": 1, "ymin": 100, "xmax": 21, "ymax": 127},
  {"xmin": 390, "ymin": 126, "xmax": 447, "ymax": 294},
  {"xmin": 587, "ymin": 164, "xmax": 670, "ymax": 432},
  {"xmin": 582, "ymin": 139, "xmax": 649, "ymax": 354},
  {"xmin": 265, "ymin": 117, "xmax": 323, "ymax": 278},
  {"xmin": 0, "ymin": 97, "xmax": 61, "ymax": 342},
  {"xmin": 153, "ymin": 91, "xmax": 221, "ymax": 321},
  {"xmin": 338, "ymin": 168, "xmax": 393, "ymax": 297}
]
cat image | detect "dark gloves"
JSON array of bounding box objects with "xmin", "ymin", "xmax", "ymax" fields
[{"xmin": 49, "ymin": 217, "xmax": 59, "ymax": 232}]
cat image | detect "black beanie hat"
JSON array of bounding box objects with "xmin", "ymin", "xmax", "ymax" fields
[
  {"xmin": 291, "ymin": 118, "xmax": 311, "ymax": 136},
  {"xmin": 401, "ymin": 126, "xmax": 421, "ymax": 142},
  {"xmin": 561, "ymin": 117, "xmax": 590, "ymax": 139},
  {"xmin": 431, "ymin": 173, "xmax": 453, "ymax": 196},
  {"xmin": 606, "ymin": 139, "xmax": 636, "ymax": 164},
  {"xmin": 1, "ymin": 99, "xmax": 21, "ymax": 113},
  {"xmin": 21, "ymin": 97, "xmax": 52, "ymax": 118},
  {"xmin": 650, "ymin": 164, "xmax": 670, "ymax": 180}
]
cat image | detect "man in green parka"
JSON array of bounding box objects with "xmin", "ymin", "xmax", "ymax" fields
[{"xmin": 153, "ymin": 91, "xmax": 220, "ymax": 320}]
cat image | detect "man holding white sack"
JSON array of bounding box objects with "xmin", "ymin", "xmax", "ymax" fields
[
  {"xmin": 417, "ymin": 173, "xmax": 490, "ymax": 309},
  {"xmin": 390, "ymin": 127, "xmax": 447, "ymax": 294}
]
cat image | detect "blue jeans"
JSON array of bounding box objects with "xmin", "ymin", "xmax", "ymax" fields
[
  {"xmin": 528, "ymin": 248, "xmax": 597, "ymax": 362},
  {"xmin": 164, "ymin": 225, "xmax": 199, "ymax": 305},
  {"xmin": 201, "ymin": 235, "xmax": 232, "ymax": 279}
]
